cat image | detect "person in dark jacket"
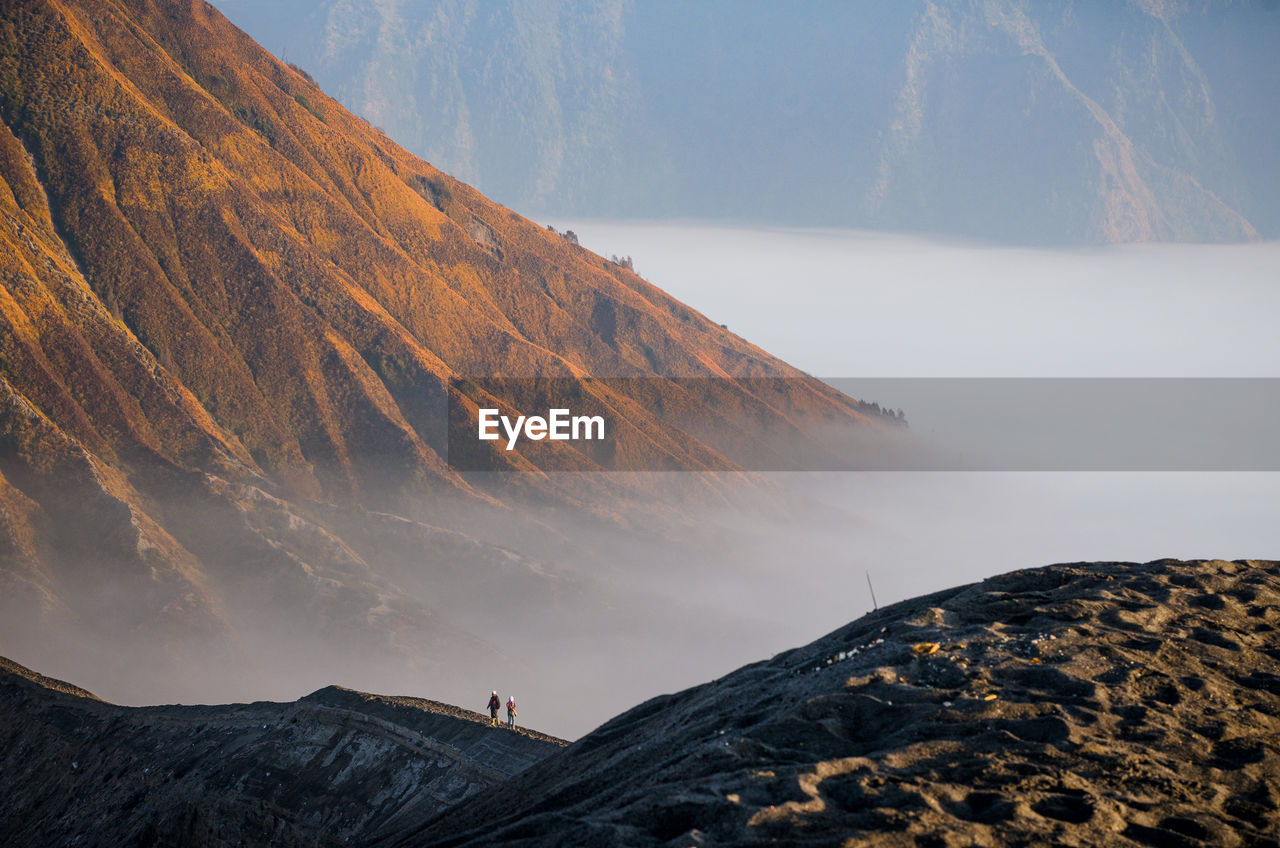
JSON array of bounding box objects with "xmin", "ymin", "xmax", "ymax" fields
[{"xmin": 487, "ymin": 691, "xmax": 501, "ymax": 726}]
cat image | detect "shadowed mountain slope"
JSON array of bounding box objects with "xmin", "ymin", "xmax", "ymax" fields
[
  {"xmin": 215, "ymin": 0, "xmax": 1280, "ymax": 243},
  {"xmin": 0, "ymin": 655, "xmax": 565, "ymax": 847},
  {"xmin": 395, "ymin": 559, "xmax": 1280, "ymax": 848},
  {"xmin": 0, "ymin": 0, "xmax": 877, "ymax": 709}
]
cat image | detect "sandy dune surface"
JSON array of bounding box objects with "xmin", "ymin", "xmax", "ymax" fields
[{"xmin": 402, "ymin": 559, "xmax": 1280, "ymax": 847}]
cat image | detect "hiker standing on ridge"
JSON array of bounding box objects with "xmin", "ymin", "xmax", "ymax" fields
[
  {"xmin": 487, "ymin": 690, "xmax": 500, "ymax": 726},
  {"xmin": 506, "ymin": 696, "xmax": 517, "ymax": 729}
]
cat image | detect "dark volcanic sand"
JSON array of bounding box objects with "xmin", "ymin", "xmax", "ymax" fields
[
  {"xmin": 397, "ymin": 559, "xmax": 1280, "ymax": 848},
  {"xmin": 3, "ymin": 559, "xmax": 1277, "ymax": 847},
  {"xmin": 0, "ymin": 672, "xmax": 564, "ymax": 847}
]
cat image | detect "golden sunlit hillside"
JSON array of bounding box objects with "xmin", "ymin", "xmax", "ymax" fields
[{"xmin": 0, "ymin": 0, "xmax": 883, "ymax": 704}]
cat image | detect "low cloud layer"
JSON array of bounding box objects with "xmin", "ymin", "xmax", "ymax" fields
[
  {"xmin": 8, "ymin": 228, "xmax": 1278, "ymax": 739},
  {"xmin": 554, "ymin": 224, "xmax": 1280, "ymax": 377}
]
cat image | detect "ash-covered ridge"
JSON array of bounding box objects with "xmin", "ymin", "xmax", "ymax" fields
[
  {"xmin": 0, "ymin": 660, "xmax": 564, "ymax": 848},
  {"xmin": 398, "ymin": 559, "xmax": 1280, "ymax": 848}
]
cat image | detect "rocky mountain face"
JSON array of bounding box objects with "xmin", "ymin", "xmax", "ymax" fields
[
  {"xmin": 396, "ymin": 559, "xmax": 1280, "ymax": 848},
  {"xmin": 0, "ymin": 0, "xmax": 875, "ymax": 718},
  {"xmin": 215, "ymin": 0, "xmax": 1280, "ymax": 244},
  {"xmin": 5, "ymin": 559, "xmax": 1277, "ymax": 846},
  {"xmin": 0, "ymin": 655, "xmax": 564, "ymax": 847}
]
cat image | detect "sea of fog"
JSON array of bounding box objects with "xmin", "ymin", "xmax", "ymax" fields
[
  {"xmin": 553, "ymin": 223, "xmax": 1280, "ymax": 378},
  {"xmin": 548, "ymin": 221, "xmax": 1280, "ymax": 662},
  {"xmin": 29, "ymin": 224, "xmax": 1277, "ymax": 740}
]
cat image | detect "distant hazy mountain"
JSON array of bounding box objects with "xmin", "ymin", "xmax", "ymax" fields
[{"xmin": 213, "ymin": 0, "xmax": 1280, "ymax": 244}]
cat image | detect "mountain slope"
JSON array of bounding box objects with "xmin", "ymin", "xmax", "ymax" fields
[
  {"xmin": 0, "ymin": 655, "xmax": 564, "ymax": 847},
  {"xmin": 0, "ymin": 0, "xmax": 877, "ymax": 716},
  {"xmin": 397, "ymin": 559, "xmax": 1280, "ymax": 847},
  {"xmin": 215, "ymin": 0, "xmax": 1280, "ymax": 243}
]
